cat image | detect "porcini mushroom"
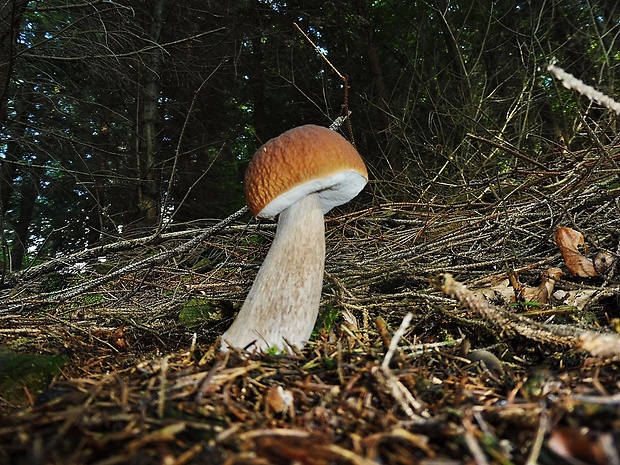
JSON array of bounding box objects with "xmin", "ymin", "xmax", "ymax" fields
[{"xmin": 222, "ymin": 124, "xmax": 368, "ymax": 352}]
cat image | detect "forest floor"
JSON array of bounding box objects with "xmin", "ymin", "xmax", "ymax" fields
[{"xmin": 1, "ymin": 144, "xmax": 620, "ymax": 465}]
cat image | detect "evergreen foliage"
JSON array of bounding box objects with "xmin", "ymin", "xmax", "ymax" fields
[{"xmin": 0, "ymin": 0, "xmax": 618, "ymax": 270}]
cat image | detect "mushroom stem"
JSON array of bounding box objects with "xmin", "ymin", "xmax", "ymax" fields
[{"xmin": 222, "ymin": 192, "xmax": 325, "ymax": 352}]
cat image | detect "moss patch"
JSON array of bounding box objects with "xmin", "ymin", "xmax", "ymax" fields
[
  {"xmin": 0, "ymin": 348, "xmax": 69, "ymax": 407},
  {"xmin": 178, "ymin": 298, "xmax": 214, "ymax": 327}
]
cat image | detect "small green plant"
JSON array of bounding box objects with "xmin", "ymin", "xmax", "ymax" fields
[
  {"xmin": 266, "ymin": 345, "xmax": 285, "ymax": 356},
  {"xmin": 312, "ymin": 305, "xmax": 340, "ymax": 339},
  {"xmin": 178, "ymin": 298, "xmax": 214, "ymax": 327}
]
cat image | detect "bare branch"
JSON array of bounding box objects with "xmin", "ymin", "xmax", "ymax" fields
[{"xmin": 548, "ymin": 60, "xmax": 620, "ymax": 115}]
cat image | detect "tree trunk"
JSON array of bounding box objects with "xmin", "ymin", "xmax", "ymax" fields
[
  {"xmin": 0, "ymin": 0, "xmax": 28, "ymax": 124},
  {"xmin": 0, "ymin": 141, "xmax": 18, "ymax": 219},
  {"xmin": 9, "ymin": 173, "xmax": 37, "ymax": 270},
  {"xmin": 86, "ymin": 153, "xmax": 108, "ymax": 246},
  {"xmin": 433, "ymin": 0, "xmax": 471, "ymax": 105},
  {"xmin": 0, "ymin": 0, "xmax": 29, "ymax": 241},
  {"xmin": 136, "ymin": 0, "xmax": 166, "ymax": 228},
  {"xmin": 358, "ymin": 4, "xmax": 402, "ymax": 171}
]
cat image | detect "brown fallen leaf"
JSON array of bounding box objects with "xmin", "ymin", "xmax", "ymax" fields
[
  {"xmin": 547, "ymin": 427, "xmax": 609, "ymax": 465},
  {"xmin": 472, "ymin": 268, "xmax": 562, "ymax": 305},
  {"xmin": 554, "ymin": 227, "xmax": 598, "ymax": 277},
  {"xmin": 522, "ymin": 267, "xmax": 563, "ymax": 304},
  {"xmin": 113, "ymin": 322, "xmax": 129, "ymax": 350},
  {"xmin": 472, "ymin": 278, "xmax": 515, "ymax": 303},
  {"xmin": 265, "ymin": 385, "xmax": 294, "ymax": 417},
  {"xmin": 552, "ymin": 288, "xmax": 597, "ymax": 310}
]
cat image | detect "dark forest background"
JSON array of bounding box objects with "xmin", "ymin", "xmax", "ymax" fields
[{"xmin": 1, "ymin": 0, "xmax": 618, "ymax": 272}]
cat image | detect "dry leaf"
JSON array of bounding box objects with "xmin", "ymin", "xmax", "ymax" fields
[
  {"xmin": 548, "ymin": 428, "xmax": 609, "ymax": 465},
  {"xmin": 552, "ymin": 288, "xmax": 597, "ymax": 310},
  {"xmin": 472, "ymin": 268, "xmax": 562, "ymax": 305},
  {"xmin": 472, "ymin": 278, "xmax": 515, "ymax": 303},
  {"xmin": 113, "ymin": 322, "xmax": 129, "ymax": 350},
  {"xmin": 554, "ymin": 227, "xmax": 598, "ymax": 277},
  {"xmin": 265, "ymin": 385, "xmax": 294, "ymax": 416},
  {"xmin": 522, "ymin": 267, "xmax": 563, "ymax": 303}
]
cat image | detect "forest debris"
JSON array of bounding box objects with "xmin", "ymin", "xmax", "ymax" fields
[
  {"xmin": 365, "ymin": 428, "xmax": 435, "ymax": 458},
  {"xmin": 472, "ymin": 278, "xmax": 515, "ymax": 303},
  {"xmin": 113, "ymin": 322, "xmax": 129, "ymax": 350},
  {"xmin": 265, "ymin": 385, "xmax": 294, "ymax": 417},
  {"xmin": 521, "ymin": 267, "xmax": 563, "ymax": 304},
  {"xmin": 594, "ymin": 251, "xmax": 617, "ymax": 276},
  {"xmin": 524, "ymin": 408, "xmax": 550, "ymax": 465},
  {"xmin": 578, "ymin": 331, "xmax": 620, "ymax": 357},
  {"xmin": 473, "ymin": 267, "xmax": 563, "ymax": 305},
  {"xmin": 570, "ymin": 392, "xmax": 620, "ymax": 405},
  {"xmin": 548, "ymin": 61, "xmax": 620, "ymax": 115},
  {"xmin": 1, "ymin": 329, "xmax": 618, "ymax": 465},
  {"xmin": 372, "ymin": 312, "xmax": 426, "ymax": 420},
  {"xmin": 0, "ymin": 136, "xmax": 619, "ymax": 464},
  {"xmin": 436, "ymin": 273, "xmax": 620, "ymax": 356},
  {"xmin": 126, "ymin": 422, "xmax": 186, "ymax": 453},
  {"xmin": 552, "ymin": 288, "xmax": 598, "ymax": 310},
  {"xmin": 547, "ymin": 428, "xmax": 616, "ymax": 465},
  {"xmin": 465, "ymin": 349, "xmax": 505, "ymax": 379},
  {"xmin": 0, "ymin": 207, "xmax": 248, "ymax": 313},
  {"xmin": 554, "ymin": 227, "xmax": 617, "ymax": 279},
  {"xmin": 461, "ymin": 415, "xmax": 490, "ymax": 465},
  {"xmin": 239, "ymin": 428, "xmax": 377, "ymax": 465},
  {"xmin": 555, "ymin": 227, "xmax": 598, "ymax": 277}
]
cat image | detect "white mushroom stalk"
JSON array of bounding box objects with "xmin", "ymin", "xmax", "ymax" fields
[
  {"xmin": 221, "ymin": 193, "xmax": 324, "ymax": 352},
  {"xmin": 221, "ymin": 124, "xmax": 368, "ymax": 353}
]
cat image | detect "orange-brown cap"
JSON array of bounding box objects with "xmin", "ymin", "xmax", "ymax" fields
[{"xmin": 244, "ymin": 125, "xmax": 368, "ymax": 218}]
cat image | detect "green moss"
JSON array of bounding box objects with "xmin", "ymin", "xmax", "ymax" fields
[
  {"xmin": 40, "ymin": 272, "xmax": 68, "ymax": 292},
  {"xmin": 82, "ymin": 294, "xmax": 106, "ymax": 304},
  {"xmin": 0, "ymin": 348, "xmax": 69, "ymax": 406},
  {"xmin": 178, "ymin": 298, "xmax": 214, "ymax": 327}
]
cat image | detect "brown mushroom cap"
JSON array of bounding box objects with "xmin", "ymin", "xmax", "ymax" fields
[{"xmin": 244, "ymin": 125, "xmax": 368, "ymax": 218}]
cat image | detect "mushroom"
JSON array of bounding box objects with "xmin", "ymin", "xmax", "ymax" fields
[{"xmin": 221, "ymin": 124, "xmax": 368, "ymax": 352}]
